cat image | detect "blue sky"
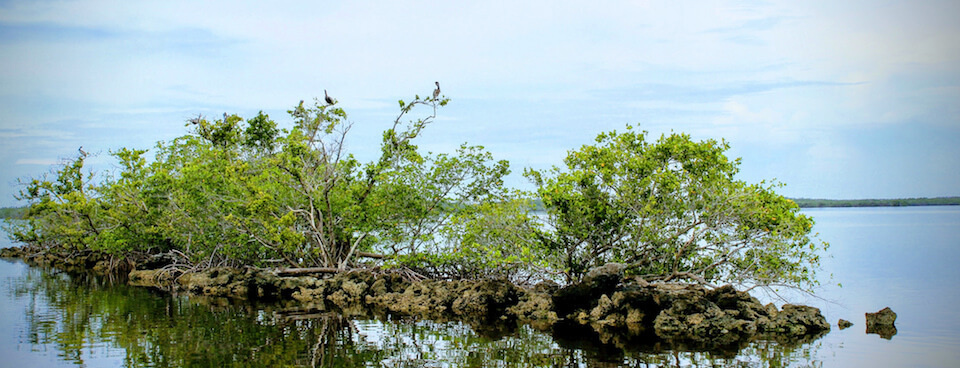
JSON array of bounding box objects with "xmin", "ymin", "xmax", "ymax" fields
[{"xmin": 1, "ymin": 0, "xmax": 958, "ymax": 206}]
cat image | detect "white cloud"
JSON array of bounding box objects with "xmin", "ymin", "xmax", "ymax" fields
[{"xmin": 0, "ymin": 0, "xmax": 958, "ymax": 204}]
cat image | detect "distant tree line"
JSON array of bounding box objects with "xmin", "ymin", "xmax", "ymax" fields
[
  {"xmin": 9, "ymin": 197, "xmax": 955, "ymax": 219},
  {"xmin": 790, "ymin": 197, "xmax": 960, "ymax": 208},
  {"xmin": 0, "ymin": 206, "xmax": 25, "ymax": 219}
]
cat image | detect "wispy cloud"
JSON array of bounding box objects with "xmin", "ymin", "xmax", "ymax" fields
[
  {"xmin": 14, "ymin": 158, "xmax": 59, "ymax": 166},
  {"xmin": 705, "ymin": 15, "xmax": 799, "ymax": 34},
  {"xmin": 596, "ymin": 80, "xmax": 860, "ymax": 104}
]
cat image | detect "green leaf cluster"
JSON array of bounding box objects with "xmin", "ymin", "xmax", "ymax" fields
[
  {"xmin": 526, "ymin": 126, "xmax": 828, "ymax": 290},
  {"xmin": 392, "ymin": 197, "xmax": 549, "ymax": 283}
]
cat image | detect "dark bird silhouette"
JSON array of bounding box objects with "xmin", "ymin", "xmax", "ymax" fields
[
  {"xmin": 324, "ymin": 90, "xmax": 334, "ymax": 105},
  {"xmin": 433, "ymin": 81, "xmax": 441, "ymax": 100},
  {"xmin": 189, "ymin": 113, "xmax": 202, "ymax": 125},
  {"xmin": 78, "ymin": 146, "xmax": 87, "ymax": 156}
]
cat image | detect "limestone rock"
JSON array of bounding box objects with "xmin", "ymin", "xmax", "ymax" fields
[
  {"xmin": 507, "ymin": 290, "xmax": 558, "ymax": 323},
  {"xmin": 764, "ymin": 304, "xmax": 831, "ymax": 336},
  {"xmin": 128, "ymin": 269, "xmax": 174, "ymax": 288},
  {"xmin": 865, "ymin": 307, "xmax": 898, "ymax": 339},
  {"xmin": 451, "ymin": 278, "xmax": 520, "ymax": 317},
  {"xmin": 838, "ymin": 319, "xmax": 853, "ymax": 329},
  {"xmin": 865, "ymin": 307, "xmax": 897, "ymax": 327},
  {"xmin": 553, "ymin": 263, "xmax": 625, "ymax": 317},
  {"xmin": 177, "ymin": 267, "xmax": 250, "ymax": 298}
]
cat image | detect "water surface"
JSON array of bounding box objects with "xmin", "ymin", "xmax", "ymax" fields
[
  {"xmin": 778, "ymin": 206, "xmax": 960, "ymax": 367},
  {"xmin": 2, "ymin": 206, "xmax": 958, "ymax": 367}
]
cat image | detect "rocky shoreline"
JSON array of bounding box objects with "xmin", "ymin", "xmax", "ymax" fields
[{"xmin": 1, "ymin": 246, "xmax": 831, "ymax": 351}]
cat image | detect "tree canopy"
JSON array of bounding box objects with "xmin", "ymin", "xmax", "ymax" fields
[
  {"xmin": 6, "ymin": 90, "xmax": 827, "ymax": 291},
  {"xmin": 526, "ymin": 126, "xmax": 828, "ymax": 290}
]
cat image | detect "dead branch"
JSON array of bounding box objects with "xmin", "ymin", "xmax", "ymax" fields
[
  {"xmin": 355, "ymin": 251, "xmax": 386, "ymax": 259},
  {"xmin": 276, "ymin": 267, "xmax": 343, "ymax": 276}
]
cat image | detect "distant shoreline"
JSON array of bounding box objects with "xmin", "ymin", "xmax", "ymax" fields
[
  {"xmin": 3, "ymin": 197, "xmax": 959, "ymax": 219},
  {"xmin": 790, "ymin": 197, "xmax": 960, "ymax": 208}
]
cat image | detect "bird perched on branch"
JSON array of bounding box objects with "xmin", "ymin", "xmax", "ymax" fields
[
  {"xmin": 324, "ymin": 90, "xmax": 334, "ymax": 105},
  {"xmin": 433, "ymin": 81, "xmax": 441, "ymax": 100}
]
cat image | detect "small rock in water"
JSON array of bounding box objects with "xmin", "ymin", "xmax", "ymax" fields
[
  {"xmin": 865, "ymin": 307, "xmax": 898, "ymax": 339},
  {"xmin": 865, "ymin": 307, "xmax": 897, "ymax": 326},
  {"xmin": 838, "ymin": 319, "xmax": 853, "ymax": 329}
]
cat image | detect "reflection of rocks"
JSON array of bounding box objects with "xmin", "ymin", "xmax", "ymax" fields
[
  {"xmin": 865, "ymin": 307, "xmax": 898, "ymax": 339},
  {"xmin": 867, "ymin": 324, "xmax": 898, "ymax": 339}
]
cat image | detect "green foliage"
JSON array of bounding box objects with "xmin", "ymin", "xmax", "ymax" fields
[
  {"xmin": 526, "ymin": 126, "xmax": 828, "ymax": 290},
  {"xmin": 242, "ymin": 110, "xmax": 279, "ymax": 153},
  {"xmin": 8, "ymin": 89, "xmax": 829, "ymax": 290},
  {"xmin": 396, "ymin": 197, "xmax": 550, "ymax": 283},
  {"xmin": 8, "ymin": 151, "xmax": 103, "ymax": 252},
  {"xmin": 10, "ymin": 88, "xmax": 515, "ymax": 272},
  {"xmin": 0, "ymin": 206, "xmax": 26, "ymax": 219}
]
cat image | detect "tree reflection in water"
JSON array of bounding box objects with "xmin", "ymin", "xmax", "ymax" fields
[{"xmin": 5, "ymin": 265, "xmax": 826, "ymax": 367}]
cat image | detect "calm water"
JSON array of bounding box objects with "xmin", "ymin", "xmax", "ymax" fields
[
  {"xmin": 778, "ymin": 206, "xmax": 960, "ymax": 367},
  {"xmin": 1, "ymin": 206, "xmax": 959, "ymax": 367}
]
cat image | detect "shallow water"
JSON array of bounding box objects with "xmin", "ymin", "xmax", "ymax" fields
[
  {"xmin": 773, "ymin": 206, "xmax": 960, "ymax": 367},
  {"xmin": 1, "ymin": 206, "xmax": 958, "ymax": 367}
]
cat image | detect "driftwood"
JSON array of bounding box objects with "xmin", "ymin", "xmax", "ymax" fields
[
  {"xmin": 356, "ymin": 251, "xmax": 386, "ymax": 259},
  {"xmin": 276, "ymin": 267, "xmax": 342, "ymax": 276},
  {"xmin": 273, "ymin": 252, "xmax": 387, "ymax": 276}
]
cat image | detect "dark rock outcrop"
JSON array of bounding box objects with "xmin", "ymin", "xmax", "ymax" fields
[
  {"xmin": 547, "ymin": 265, "xmax": 830, "ymax": 349},
  {"xmin": 764, "ymin": 304, "xmax": 832, "ymax": 335},
  {"xmin": 365, "ymin": 278, "xmax": 521, "ymax": 319},
  {"xmin": 451, "ymin": 278, "xmax": 520, "ymax": 316},
  {"xmin": 137, "ymin": 252, "xmax": 182, "ymax": 270},
  {"xmin": 552, "ymin": 263, "xmax": 625, "ymax": 317}
]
